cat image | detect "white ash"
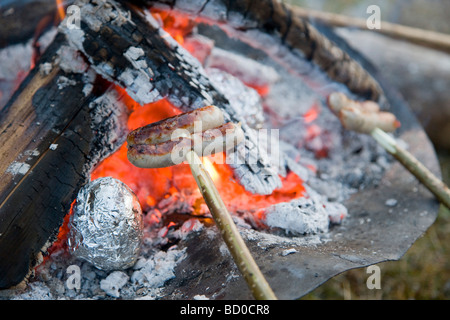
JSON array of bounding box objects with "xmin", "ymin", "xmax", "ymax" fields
[
  {"xmin": 82, "ymin": 68, "xmax": 97, "ymax": 97},
  {"xmin": 0, "ymin": 43, "xmax": 30, "ymax": 79},
  {"xmin": 206, "ymin": 47, "xmax": 280, "ymax": 88},
  {"xmin": 56, "ymin": 76, "xmax": 77, "ymax": 90},
  {"xmin": 385, "ymin": 198, "xmax": 398, "ymax": 207},
  {"xmin": 117, "ymin": 68, "xmax": 160, "ymax": 105},
  {"xmin": 39, "ymin": 63, "xmax": 53, "ymax": 76},
  {"xmin": 206, "ymin": 67, "xmax": 265, "ymax": 130},
  {"xmin": 265, "ymin": 197, "xmax": 330, "ymax": 236},
  {"xmin": 0, "ymin": 27, "xmax": 56, "ymax": 84},
  {"xmin": 241, "ymin": 227, "xmax": 327, "ymax": 250},
  {"xmin": 171, "ymin": 219, "xmax": 204, "ymax": 240},
  {"xmin": 6, "ymin": 162, "xmax": 31, "ymax": 176},
  {"xmin": 124, "ymin": 46, "xmax": 145, "ymax": 64},
  {"xmin": 281, "ymin": 248, "xmax": 298, "ymax": 256},
  {"xmin": 4, "ymin": 224, "xmax": 189, "ymax": 300},
  {"xmin": 24, "ymin": 149, "xmax": 40, "ymax": 157},
  {"xmin": 56, "ymin": 45, "xmax": 89, "ymax": 74},
  {"xmin": 131, "ymin": 248, "xmax": 186, "ymax": 289},
  {"xmin": 100, "ymin": 271, "xmax": 129, "ymax": 298},
  {"xmin": 325, "ymin": 201, "xmax": 348, "ymax": 224},
  {"xmin": 0, "ymin": 41, "xmax": 33, "ymax": 107}
]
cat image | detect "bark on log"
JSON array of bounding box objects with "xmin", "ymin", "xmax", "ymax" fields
[
  {"xmin": 0, "ymin": 32, "xmax": 126, "ymax": 289},
  {"xmin": 0, "ymin": 0, "xmax": 390, "ymax": 289}
]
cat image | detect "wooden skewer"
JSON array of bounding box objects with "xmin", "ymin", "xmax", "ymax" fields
[
  {"xmin": 185, "ymin": 150, "xmax": 278, "ymax": 300},
  {"xmin": 371, "ymin": 128, "xmax": 450, "ymax": 209},
  {"xmin": 327, "ymin": 92, "xmax": 450, "ymax": 209},
  {"xmin": 289, "ymin": 5, "xmax": 450, "ymax": 54}
]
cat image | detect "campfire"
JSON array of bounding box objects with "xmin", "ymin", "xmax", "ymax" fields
[{"xmin": 0, "ymin": 0, "xmax": 442, "ymax": 300}]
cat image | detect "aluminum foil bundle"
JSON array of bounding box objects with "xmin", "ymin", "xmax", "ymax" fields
[{"xmin": 67, "ymin": 177, "xmax": 143, "ymax": 271}]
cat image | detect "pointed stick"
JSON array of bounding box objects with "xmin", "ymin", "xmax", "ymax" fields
[
  {"xmin": 327, "ymin": 92, "xmax": 450, "ymax": 209},
  {"xmin": 185, "ymin": 150, "xmax": 278, "ymax": 300},
  {"xmin": 371, "ymin": 128, "xmax": 450, "ymax": 209},
  {"xmin": 290, "ymin": 6, "xmax": 450, "ymax": 54}
]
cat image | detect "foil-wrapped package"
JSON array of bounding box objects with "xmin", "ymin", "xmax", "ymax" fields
[{"xmin": 67, "ymin": 177, "xmax": 143, "ymax": 271}]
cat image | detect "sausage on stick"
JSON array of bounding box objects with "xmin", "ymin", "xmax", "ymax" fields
[
  {"xmin": 327, "ymin": 92, "xmax": 450, "ymax": 209},
  {"xmin": 127, "ymin": 106, "xmax": 277, "ymax": 300}
]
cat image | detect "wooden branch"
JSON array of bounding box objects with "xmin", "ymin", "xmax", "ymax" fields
[
  {"xmin": 290, "ymin": 6, "xmax": 450, "ymax": 54},
  {"xmin": 186, "ymin": 150, "xmax": 277, "ymax": 300},
  {"xmin": 327, "ymin": 92, "xmax": 450, "ymax": 209},
  {"xmin": 371, "ymin": 128, "xmax": 450, "ymax": 209}
]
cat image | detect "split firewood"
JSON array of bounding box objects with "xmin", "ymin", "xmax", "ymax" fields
[
  {"xmin": 0, "ymin": 32, "xmax": 115, "ymax": 289},
  {"xmin": 60, "ymin": 0, "xmax": 282, "ymax": 196},
  {"xmin": 328, "ymin": 92, "xmax": 450, "ymax": 209},
  {"xmin": 127, "ymin": 106, "xmax": 277, "ymax": 300},
  {"xmin": 142, "ymin": 0, "xmax": 383, "ymax": 101}
]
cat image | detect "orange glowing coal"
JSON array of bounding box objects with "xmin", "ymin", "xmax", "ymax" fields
[
  {"xmin": 90, "ymin": 86, "xmax": 305, "ymax": 221},
  {"xmin": 55, "ymin": 0, "xmax": 66, "ymax": 22},
  {"xmin": 88, "ymin": 9, "xmax": 306, "ymax": 221},
  {"xmin": 151, "ymin": 9, "xmax": 195, "ymax": 45},
  {"xmin": 47, "ymin": 8, "xmax": 307, "ymax": 256}
]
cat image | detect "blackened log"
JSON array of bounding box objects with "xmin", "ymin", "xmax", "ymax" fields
[
  {"xmin": 60, "ymin": 0, "xmax": 282, "ymax": 195},
  {"xmin": 0, "ymin": 0, "xmax": 62, "ymax": 48},
  {"xmin": 138, "ymin": 0, "xmax": 383, "ymax": 101},
  {"xmin": 0, "ymin": 32, "xmax": 126, "ymax": 289}
]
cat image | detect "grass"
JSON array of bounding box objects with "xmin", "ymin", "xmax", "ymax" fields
[{"xmin": 302, "ymin": 152, "xmax": 450, "ymax": 299}]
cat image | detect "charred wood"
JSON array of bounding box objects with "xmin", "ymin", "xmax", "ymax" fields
[
  {"xmin": 0, "ymin": 32, "xmax": 127, "ymax": 289},
  {"xmin": 138, "ymin": 0, "xmax": 383, "ymax": 101},
  {"xmin": 60, "ymin": 0, "xmax": 283, "ymax": 195}
]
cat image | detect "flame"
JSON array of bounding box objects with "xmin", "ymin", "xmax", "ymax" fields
[
  {"xmin": 90, "ymin": 86, "xmax": 305, "ymax": 221},
  {"xmin": 56, "ymin": 0, "xmax": 66, "ymax": 21},
  {"xmin": 202, "ymin": 157, "xmax": 220, "ymax": 183},
  {"xmin": 60, "ymin": 10, "xmax": 305, "ymax": 239},
  {"xmin": 91, "ymin": 89, "xmax": 181, "ymax": 211},
  {"xmin": 40, "ymin": 199, "xmax": 75, "ymax": 265},
  {"xmin": 303, "ymin": 101, "xmax": 321, "ymax": 124},
  {"xmin": 151, "ymin": 9, "xmax": 194, "ymax": 45}
]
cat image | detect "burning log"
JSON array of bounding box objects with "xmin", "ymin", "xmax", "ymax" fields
[
  {"xmin": 141, "ymin": 0, "xmax": 383, "ymax": 101},
  {"xmin": 0, "ymin": 0, "xmax": 442, "ymax": 300},
  {"xmin": 59, "ymin": 0, "xmax": 283, "ymax": 196},
  {"xmin": 0, "ymin": 30, "xmax": 131, "ymax": 288}
]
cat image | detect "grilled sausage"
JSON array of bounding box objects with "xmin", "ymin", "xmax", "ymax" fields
[
  {"xmin": 127, "ymin": 122, "xmax": 245, "ymax": 168},
  {"xmin": 327, "ymin": 92, "xmax": 400, "ymax": 134},
  {"xmin": 127, "ymin": 105, "xmax": 225, "ymax": 147}
]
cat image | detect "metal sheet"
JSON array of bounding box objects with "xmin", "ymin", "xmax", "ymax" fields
[{"xmin": 161, "ymin": 28, "xmax": 441, "ymax": 300}]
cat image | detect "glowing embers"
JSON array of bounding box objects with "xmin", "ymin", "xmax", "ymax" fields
[{"xmin": 90, "ymin": 87, "xmax": 306, "ymax": 229}]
